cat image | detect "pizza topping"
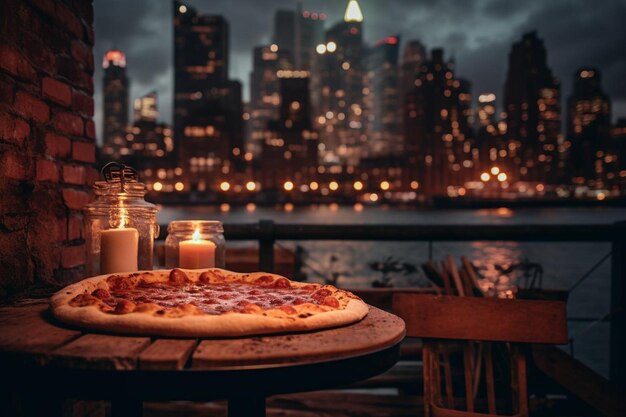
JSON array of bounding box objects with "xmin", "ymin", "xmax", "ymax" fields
[
  {"xmin": 113, "ymin": 299, "xmax": 135, "ymax": 314},
  {"xmin": 273, "ymin": 277, "xmax": 291, "ymax": 288},
  {"xmin": 254, "ymin": 275, "xmax": 275, "ymax": 285},
  {"xmin": 323, "ymin": 296, "xmax": 340, "ymax": 308},
  {"xmin": 107, "ymin": 275, "xmax": 131, "ymax": 291},
  {"xmin": 69, "ymin": 294, "xmax": 99, "ymax": 307},
  {"xmin": 169, "ymin": 268, "xmax": 190, "ymax": 286},
  {"xmin": 91, "ymin": 288, "xmax": 111, "ymax": 300},
  {"xmin": 312, "ymin": 288, "xmax": 332, "ymax": 300},
  {"xmin": 279, "ymin": 305, "xmax": 297, "ymax": 315}
]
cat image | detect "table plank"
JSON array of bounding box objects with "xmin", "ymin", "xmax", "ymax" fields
[
  {"xmin": 0, "ymin": 299, "xmax": 80, "ymax": 361},
  {"xmin": 52, "ymin": 334, "xmax": 151, "ymax": 370},
  {"xmin": 139, "ymin": 339, "xmax": 197, "ymax": 370},
  {"xmin": 192, "ymin": 307, "xmax": 405, "ymax": 369}
]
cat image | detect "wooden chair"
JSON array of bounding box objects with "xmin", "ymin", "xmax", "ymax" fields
[{"xmin": 393, "ymin": 294, "xmax": 568, "ymax": 417}]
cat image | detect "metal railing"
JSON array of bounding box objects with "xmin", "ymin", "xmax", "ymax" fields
[{"xmin": 159, "ymin": 220, "xmax": 626, "ymax": 383}]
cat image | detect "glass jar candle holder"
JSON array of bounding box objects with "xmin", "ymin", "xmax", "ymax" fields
[
  {"xmin": 165, "ymin": 221, "xmax": 225, "ymax": 269},
  {"xmin": 84, "ymin": 167, "xmax": 159, "ymax": 276}
]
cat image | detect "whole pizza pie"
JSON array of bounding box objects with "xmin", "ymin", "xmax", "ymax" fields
[{"xmin": 50, "ymin": 268, "xmax": 369, "ymax": 337}]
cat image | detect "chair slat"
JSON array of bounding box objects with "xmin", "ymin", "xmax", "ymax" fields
[{"xmin": 393, "ymin": 294, "xmax": 568, "ymax": 344}]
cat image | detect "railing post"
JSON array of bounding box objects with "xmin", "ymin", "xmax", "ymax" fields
[
  {"xmin": 611, "ymin": 221, "xmax": 626, "ymax": 385},
  {"xmin": 259, "ymin": 220, "xmax": 275, "ymax": 273}
]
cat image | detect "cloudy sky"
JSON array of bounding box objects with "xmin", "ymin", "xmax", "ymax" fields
[{"xmin": 93, "ymin": 0, "xmax": 626, "ymax": 142}]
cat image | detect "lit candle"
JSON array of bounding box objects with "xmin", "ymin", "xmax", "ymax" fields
[
  {"xmin": 100, "ymin": 207, "xmax": 138, "ymax": 274},
  {"xmin": 179, "ymin": 228, "xmax": 216, "ymax": 269}
]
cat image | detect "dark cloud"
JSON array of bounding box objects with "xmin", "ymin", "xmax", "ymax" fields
[{"xmin": 93, "ymin": 0, "xmax": 626, "ymax": 142}]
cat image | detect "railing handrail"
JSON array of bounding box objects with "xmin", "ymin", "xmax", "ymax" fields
[{"xmin": 160, "ymin": 222, "xmax": 625, "ymax": 242}]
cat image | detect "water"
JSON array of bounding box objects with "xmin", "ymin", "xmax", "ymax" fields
[{"xmin": 158, "ymin": 204, "xmax": 626, "ymax": 377}]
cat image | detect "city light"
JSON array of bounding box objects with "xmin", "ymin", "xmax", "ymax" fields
[
  {"xmin": 284, "ymin": 202, "xmax": 294, "ymax": 212},
  {"xmin": 246, "ymin": 203, "xmax": 256, "ymax": 212},
  {"xmin": 220, "ymin": 181, "xmax": 230, "ymax": 191},
  {"xmin": 316, "ymin": 44, "xmax": 326, "ymax": 54},
  {"xmin": 480, "ymin": 173, "xmax": 491, "ymax": 182},
  {"xmin": 178, "ymin": 5, "xmax": 187, "ymax": 13},
  {"xmin": 326, "ymin": 41, "xmax": 337, "ymax": 53},
  {"xmin": 153, "ymin": 181, "xmax": 163, "ymax": 192},
  {"xmin": 283, "ymin": 181, "xmax": 294, "ymax": 191},
  {"xmin": 490, "ymin": 166, "xmax": 500, "ymax": 175},
  {"xmin": 329, "ymin": 181, "xmax": 339, "ymax": 191},
  {"xmin": 410, "ymin": 181, "xmax": 419, "ymax": 190},
  {"xmin": 220, "ymin": 203, "xmax": 230, "ymax": 212},
  {"xmin": 380, "ymin": 181, "xmax": 390, "ymax": 191},
  {"xmin": 270, "ymin": 44, "xmax": 278, "ymax": 52},
  {"xmin": 174, "ymin": 182, "xmax": 184, "ymax": 192},
  {"xmin": 369, "ymin": 193, "xmax": 379, "ymax": 202},
  {"xmin": 310, "ymin": 181, "xmax": 319, "ymax": 191},
  {"xmin": 497, "ymin": 172, "xmax": 507, "ymax": 182},
  {"xmin": 354, "ymin": 203, "xmax": 364, "ymax": 212},
  {"xmin": 246, "ymin": 181, "xmax": 256, "ymax": 191},
  {"xmin": 353, "ymin": 181, "xmax": 363, "ymax": 191}
]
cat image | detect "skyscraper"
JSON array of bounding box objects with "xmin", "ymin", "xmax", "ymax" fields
[
  {"xmin": 364, "ymin": 35, "xmax": 402, "ymax": 157},
  {"xmin": 261, "ymin": 73, "xmax": 319, "ymax": 192},
  {"xmin": 400, "ymin": 40, "xmax": 426, "ymax": 100},
  {"xmin": 567, "ymin": 68, "xmax": 612, "ymax": 186},
  {"xmin": 248, "ymin": 45, "xmax": 292, "ymax": 156},
  {"xmin": 102, "ymin": 50, "xmax": 129, "ymax": 158},
  {"xmin": 273, "ymin": 6, "xmax": 326, "ymax": 71},
  {"xmin": 125, "ymin": 91, "xmax": 174, "ymax": 163},
  {"xmin": 174, "ymin": 1, "xmax": 243, "ymax": 186},
  {"xmin": 404, "ymin": 48, "xmax": 476, "ymax": 196},
  {"xmin": 503, "ymin": 32, "xmax": 562, "ymax": 184},
  {"xmin": 314, "ymin": 0, "xmax": 365, "ymax": 166}
]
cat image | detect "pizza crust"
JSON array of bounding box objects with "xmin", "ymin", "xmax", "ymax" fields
[{"xmin": 50, "ymin": 269, "xmax": 369, "ymax": 337}]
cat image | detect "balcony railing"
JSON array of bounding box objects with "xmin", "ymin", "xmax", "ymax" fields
[{"xmin": 159, "ymin": 220, "xmax": 626, "ymax": 384}]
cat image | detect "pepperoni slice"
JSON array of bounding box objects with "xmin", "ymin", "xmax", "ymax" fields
[
  {"xmin": 313, "ymin": 288, "xmax": 332, "ymax": 300},
  {"xmin": 279, "ymin": 305, "xmax": 297, "ymax": 315},
  {"xmin": 273, "ymin": 278, "xmax": 291, "ymax": 288},
  {"xmin": 254, "ymin": 275, "xmax": 275, "ymax": 285},
  {"xmin": 91, "ymin": 288, "xmax": 111, "ymax": 300},
  {"xmin": 218, "ymin": 293, "xmax": 233, "ymax": 300},
  {"xmin": 323, "ymin": 296, "xmax": 340, "ymax": 308},
  {"xmin": 169, "ymin": 269, "xmax": 190, "ymax": 286}
]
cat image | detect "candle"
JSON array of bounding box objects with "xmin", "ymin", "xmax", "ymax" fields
[
  {"xmin": 100, "ymin": 207, "xmax": 138, "ymax": 274},
  {"xmin": 179, "ymin": 228, "xmax": 216, "ymax": 269}
]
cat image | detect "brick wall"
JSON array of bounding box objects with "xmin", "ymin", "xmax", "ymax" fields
[{"xmin": 0, "ymin": 0, "xmax": 97, "ymax": 298}]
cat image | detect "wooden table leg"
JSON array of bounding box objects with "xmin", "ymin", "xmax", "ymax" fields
[
  {"xmin": 228, "ymin": 395, "xmax": 265, "ymax": 417},
  {"xmin": 111, "ymin": 397, "xmax": 143, "ymax": 417}
]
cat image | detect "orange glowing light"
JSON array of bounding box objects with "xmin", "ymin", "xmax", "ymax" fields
[
  {"xmin": 480, "ymin": 173, "xmax": 490, "ymax": 182},
  {"xmin": 153, "ymin": 181, "xmax": 163, "ymax": 191},
  {"xmin": 490, "ymin": 166, "xmax": 500, "ymax": 175},
  {"xmin": 283, "ymin": 181, "xmax": 294, "ymax": 191},
  {"xmin": 369, "ymin": 193, "xmax": 379, "ymax": 202},
  {"xmin": 379, "ymin": 181, "xmax": 390, "ymax": 191},
  {"xmin": 353, "ymin": 181, "xmax": 363, "ymax": 191},
  {"xmin": 497, "ymin": 173, "xmax": 507, "ymax": 182},
  {"xmin": 309, "ymin": 181, "xmax": 319, "ymax": 191},
  {"xmin": 329, "ymin": 181, "xmax": 339, "ymax": 191},
  {"xmin": 246, "ymin": 181, "xmax": 256, "ymax": 191},
  {"xmin": 219, "ymin": 181, "xmax": 230, "ymax": 191}
]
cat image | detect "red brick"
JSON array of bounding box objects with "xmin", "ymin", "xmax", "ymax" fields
[
  {"xmin": 20, "ymin": 31, "xmax": 56, "ymax": 75},
  {"xmin": 56, "ymin": 55, "xmax": 82, "ymax": 84},
  {"xmin": 54, "ymin": 112, "xmax": 83, "ymax": 136},
  {"xmin": 0, "ymin": 112, "xmax": 30, "ymax": 145},
  {"xmin": 17, "ymin": 2, "xmax": 42, "ymax": 38},
  {"xmin": 73, "ymin": 0, "xmax": 93, "ymax": 24},
  {"xmin": 62, "ymin": 188, "xmax": 90, "ymax": 209},
  {"xmin": 36, "ymin": 158, "xmax": 59, "ymax": 182},
  {"xmin": 56, "ymin": 3, "xmax": 83, "ymax": 39},
  {"xmin": 77, "ymin": 70, "xmax": 94, "ymax": 94},
  {"xmin": 61, "ymin": 244, "xmax": 85, "ymax": 268},
  {"xmin": 85, "ymin": 119, "xmax": 95, "ymax": 140},
  {"xmin": 0, "ymin": 44, "xmax": 37, "ymax": 82},
  {"xmin": 43, "ymin": 77, "xmax": 72, "ymax": 107},
  {"xmin": 71, "ymin": 40, "xmax": 93, "ymax": 73},
  {"xmin": 0, "ymin": 151, "xmax": 30, "ymax": 180},
  {"xmin": 30, "ymin": 0, "xmax": 56, "ymax": 16},
  {"xmin": 72, "ymin": 89, "xmax": 94, "ymax": 117},
  {"xmin": 85, "ymin": 25, "xmax": 95, "ymax": 46},
  {"xmin": 85, "ymin": 166, "xmax": 100, "ymax": 185},
  {"xmin": 44, "ymin": 132, "xmax": 71, "ymax": 158},
  {"xmin": 62, "ymin": 164, "xmax": 86, "ymax": 185},
  {"xmin": 72, "ymin": 141, "xmax": 95, "ymax": 163},
  {"xmin": 15, "ymin": 91, "xmax": 50, "ymax": 123},
  {"xmin": 57, "ymin": 217, "xmax": 68, "ymax": 241},
  {"xmin": 67, "ymin": 215, "xmax": 83, "ymax": 240},
  {"xmin": 0, "ymin": 77, "xmax": 14, "ymax": 106}
]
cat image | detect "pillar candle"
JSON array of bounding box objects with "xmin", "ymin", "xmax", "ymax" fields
[
  {"xmin": 100, "ymin": 227, "xmax": 138, "ymax": 274},
  {"xmin": 179, "ymin": 229, "xmax": 216, "ymax": 269}
]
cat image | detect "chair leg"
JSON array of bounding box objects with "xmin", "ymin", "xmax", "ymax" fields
[
  {"xmin": 441, "ymin": 344, "xmax": 455, "ymax": 409},
  {"xmin": 423, "ymin": 343, "xmax": 432, "ymax": 417},
  {"xmin": 463, "ymin": 344, "xmax": 474, "ymax": 412},
  {"xmin": 484, "ymin": 342, "xmax": 497, "ymax": 414}
]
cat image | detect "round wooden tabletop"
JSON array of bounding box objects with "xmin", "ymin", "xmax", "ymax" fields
[{"xmin": 0, "ymin": 299, "xmax": 405, "ymax": 402}]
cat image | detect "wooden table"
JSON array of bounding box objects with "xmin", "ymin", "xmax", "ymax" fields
[{"xmin": 0, "ymin": 299, "xmax": 405, "ymax": 417}]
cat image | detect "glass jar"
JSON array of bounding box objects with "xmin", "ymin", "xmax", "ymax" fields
[
  {"xmin": 84, "ymin": 181, "xmax": 159, "ymax": 276},
  {"xmin": 165, "ymin": 221, "xmax": 225, "ymax": 269}
]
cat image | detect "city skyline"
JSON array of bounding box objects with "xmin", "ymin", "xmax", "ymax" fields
[{"xmin": 93, "ymin": 0, "xmax": 626, "ymax": 142}]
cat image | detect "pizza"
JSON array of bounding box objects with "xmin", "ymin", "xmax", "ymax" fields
[{"xmin": 50, "ymin": 268, "xmax": 369, "ymax": 337}]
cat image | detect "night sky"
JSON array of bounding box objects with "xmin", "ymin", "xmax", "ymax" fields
[{"xmin": 93, "ymin": 0, "xmax": 626, "ymax": 142}]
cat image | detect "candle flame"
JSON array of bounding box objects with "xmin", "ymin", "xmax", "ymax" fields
[
  {"xmin": 192, "ymin": 228, "xmax": 201, "ymax": 241},
  {"xmin": 119, "ymin": 206, "xmax": 127, "ymax": 229}
]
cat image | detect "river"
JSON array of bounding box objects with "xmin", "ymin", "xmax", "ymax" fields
[{"xmin": 158, "ymin": 204, "xmax": 626, "ymax": 377}]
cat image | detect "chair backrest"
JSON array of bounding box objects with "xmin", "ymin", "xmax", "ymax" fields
[
  {"xmin": 392, "ymin": 294, "xmax": 568, "ymax": 417},
  {"xmin": 393, "ymin": 294, "xmax": 568, "ymax": 344}
]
